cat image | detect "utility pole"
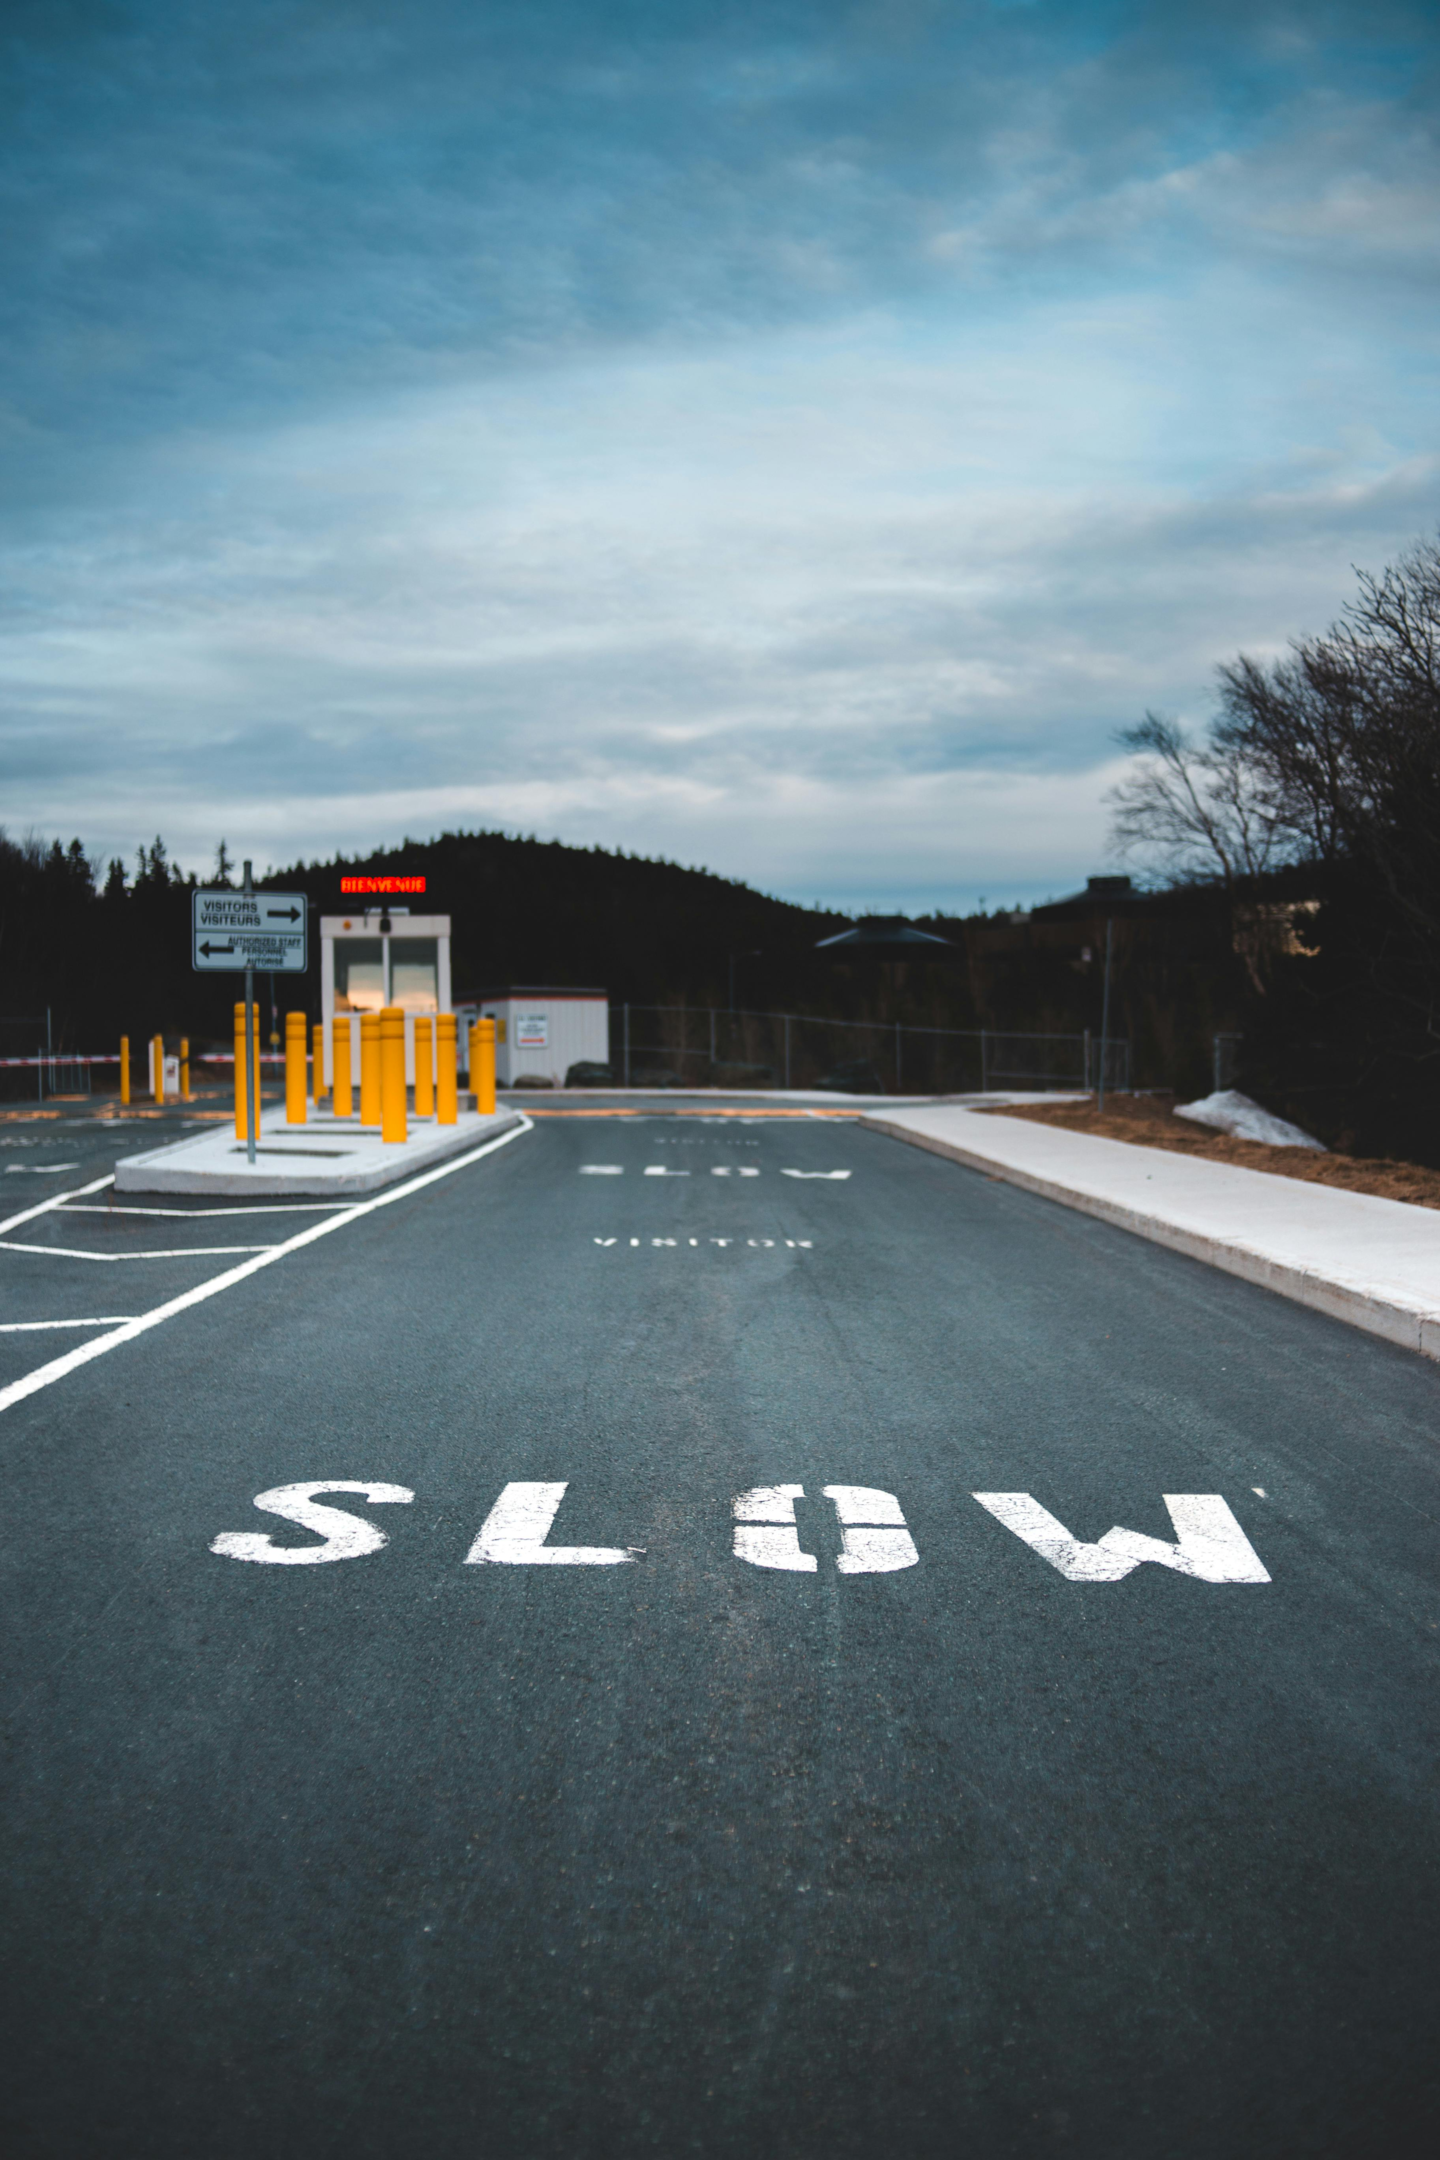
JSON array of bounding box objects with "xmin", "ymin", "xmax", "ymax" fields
[
  {"xmin": 1097, "ymin": 917, "xmax": 1114, "ymax": 1111},
  {"xmin": 243, "ymin": 860, "xmax": 258, "ymax": 1166}
]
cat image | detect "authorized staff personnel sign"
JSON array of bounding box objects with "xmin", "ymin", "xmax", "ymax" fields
[{"xmin": 192, "ymin": 889, "xmax": 308, "ymax": 972}]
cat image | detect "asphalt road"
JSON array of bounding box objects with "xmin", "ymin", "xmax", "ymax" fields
[{"xmin": 1, "ymin": 1097, "xmax": 1437, "ymax": 2158}]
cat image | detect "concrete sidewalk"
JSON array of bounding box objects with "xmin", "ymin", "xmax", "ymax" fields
[{"xmin": 864, "ymin": 1103, "xmax": 1440, "ymax": 1362}]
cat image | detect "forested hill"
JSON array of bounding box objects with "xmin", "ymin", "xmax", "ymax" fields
[
  {"xmin": 0, "ymin": 826, "xmax": 852, "ymax": 1053},
  {"xmin": 296, "ymin": 830, "xmax": 849, "ymax": 1011}
]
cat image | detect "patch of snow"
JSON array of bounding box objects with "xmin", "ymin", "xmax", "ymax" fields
[{"xmin": 1173, "ymin": 1090, "xmax": 1325, "ymax": 1151}]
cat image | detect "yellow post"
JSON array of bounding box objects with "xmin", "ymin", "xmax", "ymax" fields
[
  {"xmin": 474, "ymin": 1015, "xmax": 497, "ymax": 1114},
  {"xmin": 312, "ymin": 1021, "xmax": 325, "ymax": 1103},
  {"xmin": 414, "ymin": 1014, "xmax": 434, "ymax": 1117},
  {"xmin": 180, "ymin": 1037, "xmax": 191, "ymax": 1100},
  {"xmin": 436, "ymin": 1014, "xmax": 458, "ymax": 1125},
  {"xmin": 360, "ymin": 1011, "xmax": 381, "ymax": 1125},
  {"xmin": 233, "ymin": 1004, "xmax": 246, "ymax": 1136},
  {"xmin": 152, "ymin": 1032, "xmax": 165, "ymax": 1104},
  {"xmin": 332, "ymin": 1015, "xmax": 353, "ymax": 1118},
  {"xmin": 120, "ymin": 1035, "xmax": 130, "ymax": 1107},
  {"xmin": 380, "ymin": 1004, "xmax": 407, "ymax": 1143},
  {"xmin": 285, "ymin": 1011, "xmax": 307, "ymax": 1125}
]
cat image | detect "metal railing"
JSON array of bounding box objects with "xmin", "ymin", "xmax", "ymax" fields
[{"xmin": 610, "ymin": 1005, "xmax": 1128, "ymax": 1095}]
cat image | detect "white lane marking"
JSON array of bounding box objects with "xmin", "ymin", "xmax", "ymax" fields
[
  {"xmin": 464, "ymin": 1481, "xmax": 642, "ymax": 1565},
  {"xmin": 971, "ymin": 1493, "xmax": 1271, "ymax": 1583},
  {"xmin": 211, "ymin": 1481, "xmax": 413, "ymax": 1564},
  {"xmin": 643, "ymin": 1165, "xmax": 688, "ymax": 1176},
  {"xmin": 709, "ymin": 1166, "xmax": 760, "ymax": 1176},
  {"xmin": 59, "ymin": 1202, "xmax": 352, "ymax": 1218},
  {"xmin": 823, "ymin": 1485, "xmax": 919, "ymax": 1573},
  {"xmin": 4, "ymin": 1163, "xmax": 82, "ymax": 1174},
  {"xmin": 1253, "ymin": 1486, "xmax": 1266, "ymax": 1497},
  {"xmin": 779, "ymin": 1169, "xmax": 851, "ymax": 1179},
  {"xmin": 0, "ymin": 1317, "xmax": 139, "ymax": 1332},
  {"xmin": 0, "ymin": 1171, "xmax": 116, "ymax": 1239},
  {"xmin": 0, "ymin": 1117, "xmax": 533, "ymax": 1419},
  {"xmin": 579, "ymin": 1165, "xmax": 624, "ymax": 1175},
  {"xmin": 732, "ymin": 1484, "xmax": 817, "ymax": 1573},
  {"xmin": 0, "ymin": 1241, "xmax": 275, "ymax": 1262}
]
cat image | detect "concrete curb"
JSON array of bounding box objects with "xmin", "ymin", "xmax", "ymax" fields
[{"xmin": 861, "ymin": 1113, "xmax": 1440, "ymax": 1363}]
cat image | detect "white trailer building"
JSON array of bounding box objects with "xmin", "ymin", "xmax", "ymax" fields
[{"xmin": 465, "ymin": 987, "xmax": 609, "ymax": 1087}]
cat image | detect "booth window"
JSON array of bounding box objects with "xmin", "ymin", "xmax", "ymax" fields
[
  {"xmin": 335, "ymin": 939, "xmax": 384, "ymax": 1013},
  {"xmin": 390, "ymin": 938, "xmax": 439, "ymax": 1013}
]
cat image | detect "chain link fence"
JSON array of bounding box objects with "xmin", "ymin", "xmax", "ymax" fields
[{"xmin": 609, "ymin": 1006, "xmax": 1128, "ymax": 1095}]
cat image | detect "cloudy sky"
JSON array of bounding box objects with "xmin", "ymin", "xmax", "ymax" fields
[{"xmin": 3, "ymin": 0, "xmax": 1437, "ymax": 912}]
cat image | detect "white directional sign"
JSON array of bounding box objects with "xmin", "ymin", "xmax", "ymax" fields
[{"xmin": 192, "ymin": 889, "xmax": 308, "ymax": 972}]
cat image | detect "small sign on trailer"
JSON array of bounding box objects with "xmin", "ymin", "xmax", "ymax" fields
[{"xmin": 193, "ymin": 891, "xmax": 308, "ymax": 972}]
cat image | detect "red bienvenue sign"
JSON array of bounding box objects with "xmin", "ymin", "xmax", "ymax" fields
[{"xmin": 339, "ymin": 876, "xmax": 426, "ymax": 894}]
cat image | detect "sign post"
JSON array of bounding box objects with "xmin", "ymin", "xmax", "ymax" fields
[{"xmin": 193, "ymin": 870, "xmax": 308, "ymax": 1167}]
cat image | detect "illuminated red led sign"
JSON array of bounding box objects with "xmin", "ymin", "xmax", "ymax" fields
[{"xmin": 339, "ymin": 876, "xmax": 426, "ymax": 894}]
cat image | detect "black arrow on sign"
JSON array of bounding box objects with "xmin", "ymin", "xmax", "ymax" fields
[
  {"xmin": 198, "ymin": 941, "xmax": 236, "ymax": 957},
  {"xmin": 264, "ymin": 906, "xmax": 302, "ymax": 921}
]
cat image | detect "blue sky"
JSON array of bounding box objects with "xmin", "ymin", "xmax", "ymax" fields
[{"xmin": 2, "ymin": 0, "xmax": 1437, "ymax": 911}]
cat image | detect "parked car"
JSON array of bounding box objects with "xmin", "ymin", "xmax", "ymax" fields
[
  {"xmin": 814, "ymin": 1059, "xmax": 885, "ymax": 1094},
  {"xmin": 564, "ymin": 1061, "xmax": 614, "ymax": 1087}
]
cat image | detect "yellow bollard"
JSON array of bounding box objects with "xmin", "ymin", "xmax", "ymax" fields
[
  {"xmin": 414, "ymin": 1014, "xmax": 434, "ymax": 1117},
  {"xmin": 233, "ymin": 1004, "xmax": 246, "ymax": 1136},
  {"xmin": 285, "ymin": 1012, "xmax": 307, "ymax": 1125},
  {"xmin": 436, "ymin": 1014, "xmax": 458, "ymax": 1125},
  {"xmin": 180, "ymin": 1037, "xmax": 191, "ymax": 1100},
  {"xmin": 379, "ymin": 1004, "xmax": 407, "ymax": 1143},
  {"xmin": 312, "ymin": 1021, "xmax": 325, "ymax": 1103},
  {"xmin": 152, "ymin": 1032, "xmax": 165, "ymax": 1104},
  {"xmin": 360, "ymin": 1011, "xmax": 381, "ymax": 1125},
  {"xmin": 474, "ymin": 1015, "xmax": 497, "ymax": 1115},
  {"xmin": 332, "ymin": 1015, "xmax": 353, "ymax": 1119},
  {"xmin": 120, "ymin": 1035, "xmax": 130, "ymax": 1107}
]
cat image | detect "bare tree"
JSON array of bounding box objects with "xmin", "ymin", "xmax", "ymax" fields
[{"xmin": 1106, "ymin": 712, "xmax": 1280, "ymax": 890}]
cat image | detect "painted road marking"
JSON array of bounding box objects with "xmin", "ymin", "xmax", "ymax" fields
[
  {"xmin": 780, "ymin": 1169, "xmax": 851, "ymax": 1179},
  {"xmin": 643, "ymin": 1166, "xmax": 689, "ymax": 1177},
  {"xmin": 58, "ymin": 1202, "xmax": 353, "ymax": 1217},
  {"xmin": 733, "ymin": 1485, "xmax": 919, "ymax": 1574},
  {"xmin": 710, "ymin": 1165, "xmax": 761, "ymax": 1176},
  {"xmin": 206, "ymin": 1482, "xmax": 1271, "ymax": 1581},
  {"xmin": 0, "ymin": 1171, "xmax": 117, "ymax": 1239},
  {"xmin": 0, "ymin": 1317, "xmax": 140, "ymax": 1333},
  {"xmin": 465, "ymin": 1482, "xmax": 642, "ymax": 1566},
  {"xmin": 211, "ymin": 1481, "xmax": 414, "ymax": 1564},
  {"xmin": 0, "ymin": 1241, "xmax": 278, "ymax": 1262},
  {"xmin": 0, "ymin": 1117, "xmax": 533, "ymax": 1420},
  {"xmin": 732, "ymin": 1485, "xmax": 816, "ymax": 1572},
  {"xmin": 4, "ymin": 1162, "xmax": 82, "ymax": 1174},
  {"xmin": 579, "ymin": 1165, "xmax": 624, "ymax": 1175},
  {"xmin": 594, "ymin": 1236, "xmax": 813, "ymax": 1248},
  {"xmin": 824, "ymin": 1484, "xmax": 920, "ymax": 1573},
  {"xmin": 971, "ymin": 1492, "xmax": 1271, "ymax": 1583}
]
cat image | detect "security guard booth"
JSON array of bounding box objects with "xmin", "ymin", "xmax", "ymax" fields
[{"xmin": 321, "ymin": 911, "xmax": 452, "ymax": 1087}]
